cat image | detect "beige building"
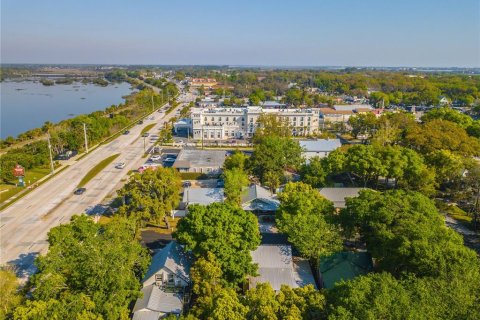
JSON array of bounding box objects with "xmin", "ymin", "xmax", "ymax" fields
[
  {"xmin": 189, "ymin": 78, "xmax": 217, "ymax": 88},
  {"xmin": 190, "ymin": 107, "xmax": 320, "ymax": 140}
]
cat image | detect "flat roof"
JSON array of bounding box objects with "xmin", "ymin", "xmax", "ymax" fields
[
  {"xmin": 299, "ymin": 139, "xmax": 342, "ymax": 152},
  {"xmin": 174, "ymin": 150, "xmax": 226, "ymax": 168},
  {"xmin": 182, "ymin": 188, "xmax": 224, "ymax": 206}
]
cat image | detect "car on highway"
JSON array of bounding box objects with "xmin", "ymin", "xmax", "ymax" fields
[
  {"xmin": 73, "ymin": 187, "xmax": 86, "ymax": 195},
  {"xmin": 123, "ymin": 130, "xmax": 130, "ymax": 135},
  {"xmin": 115, "ymin": 162, "xmax": 126, "ymax": 169},
  {"xmin": 138, "ymin": 120, "xmax": 143, "ymax": 125},
  {"xmin": 150, "ymin": 155, "xmax": 162, "ymax": 162},
  {"xmin": 183, "ymin": 181, "xmax": 192, "ymax": 188}
]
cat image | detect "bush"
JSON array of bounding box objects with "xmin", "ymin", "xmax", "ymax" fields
[{"xmin": 179, "ymin": 172, "xmax": 220, "ymax": 180}]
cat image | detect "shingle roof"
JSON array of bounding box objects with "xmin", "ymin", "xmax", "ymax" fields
[
  {"xmin": 143, "ymin": 241, "xmax": 192, "ymax": 285},
  {"xmin": 318, "ymin": 188, "xmax": 364, "ymax": 208},
  {"xmin": 299, "ymin": 139, "xmax": 342, "ymax": 152},
  {"xmin": 319, "ymin": 252, "xmax": 373, "ymax": 289},
  {"xmin": 250, "ymin": 245, "xmax": 298, "ymax": 291},
  {"xmin": 133, "ymin": 284, "xmax": 183, "ymax": 317}
]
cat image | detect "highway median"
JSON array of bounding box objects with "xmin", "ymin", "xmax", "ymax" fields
[{"xmin": 77, "ymin": 154, "xmax": 120, "ymax": 188}]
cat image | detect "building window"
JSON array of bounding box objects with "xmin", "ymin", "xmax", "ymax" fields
[
  {"xmin": 168, "ymin": 274, "xmax": 174, "ymax": 285},
  {"xmin": 217, "ymin": 132, "xmax": 221, "ymax": 138},
  {"xmin": 218, "ymin": 117, "xmax": 222, "ymax": 121}
]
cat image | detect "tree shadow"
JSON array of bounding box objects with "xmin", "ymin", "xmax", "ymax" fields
[{"xmin": 7, "ymin": 252, "xmax": 39, "ymax": 279}]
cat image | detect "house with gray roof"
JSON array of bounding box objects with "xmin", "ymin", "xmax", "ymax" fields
[
  {"xmin": 299, "ymin": 139, "xmax": 342, "ymax": 160},
  {"xmin": 143, "ymin": 241, "xmax": 192, "ymax": 288},
  {"xmin": 181, "ymin": 188, "xmax": 224, "ymax": 208},
  {"xmin": 132, "ymin": 285, "xmax": 183, "ymax": 320},
  {"xmin": 133, "ymin": 241, "xmax": 192, "ymax": 319},
  {"xmin": 318, "ymin": 187, "xmax": 365, "ymax": 208},
  {"xmin": 241, "ymin": 184, "xmax": 279, "ymax": 213}
]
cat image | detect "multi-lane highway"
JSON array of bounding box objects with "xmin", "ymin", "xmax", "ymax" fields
[{"xmin": 0, "ymin": 88, "xmax": 193, "ymax": 278}]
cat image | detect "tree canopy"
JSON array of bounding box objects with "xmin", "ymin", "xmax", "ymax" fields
[{"xmin": 174, "ymin": 203, "xmax": 261, "ymax": 284}]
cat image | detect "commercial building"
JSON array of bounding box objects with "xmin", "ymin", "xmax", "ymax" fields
[
  {"xmin": 190, "ymin": 106, "xmax": 321, "ymax": 140},
  {"xmin": 172, "ymin": 150, "xmax": 226, "ymax": 174},
  {"xmin": 189, "ymin": 78, "xmax": 217, "ymax": 88}
]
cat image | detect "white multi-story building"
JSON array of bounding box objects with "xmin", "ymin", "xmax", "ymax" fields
[{"xmin": 190, "ymin": 107, "xmax": 321, "ymax": 140}]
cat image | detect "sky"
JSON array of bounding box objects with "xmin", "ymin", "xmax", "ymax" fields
[{"xmin": 1, "ymin": 0, "xmax": 479, "ymax": 67}]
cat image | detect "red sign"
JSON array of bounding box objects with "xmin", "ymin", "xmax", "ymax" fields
[{"xmin": 13, "ymin": 164, "xmax": 25, "ymax": 177}]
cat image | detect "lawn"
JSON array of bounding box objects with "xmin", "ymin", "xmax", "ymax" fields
[
  {"xmin": 0, "ymin": 167, "xmax": 51, "ymax": 203},
  {"xmin": 77, "ymin": 153, "xmax": 120, "ymax": 187},
  {"xmin": 143, "ymin": 217, "xmax": 181, "ymax": 235},
  {"xmin": 141, "ymin": 123, "xmax": 156, "ymax": 135}
]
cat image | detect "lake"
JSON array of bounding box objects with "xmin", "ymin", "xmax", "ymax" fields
[{"xmin": 0, "ymin": 80, "xmax": 134, "ymax": 139}]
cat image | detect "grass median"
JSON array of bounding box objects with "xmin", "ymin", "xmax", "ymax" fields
[
  {"xmin": 141, "ymin": 123, "xmax": 156, "ymax": 135},
  {"xmin": 77, "ymin": 154, "xmax": 120, "ymax": 188}
]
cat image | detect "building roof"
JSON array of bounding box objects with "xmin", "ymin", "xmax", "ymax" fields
[
  {"xmin": 262, "ymin": 101, "xmax": 286, "ymax": 107},
  {"xmin": 241, "ymin": 184, "xmax": 279, "ymax": 212},
  {"xmin": 250, "ymin": 245, "xmax": 298, "ymax": 291},
  {"xmin": 299, "ymin": 139, "xmax": 342, "ymax": 153},
  {"xmin": 173, "ymin": 150, "xmax": 226, "ymax": 169},
  {"xmin": 333, "ymin": 104, "xmax": 373, "ymax": 111},
  {"xmin": 319, "ymin": 108, "xmax": 354, "ymax": 115},
  {"xmin": 318, "ymin": 188, "xmax": 364, "ymax": 208},
  {"xmin": 182, "ymin": 188, "xmax": 224, "ymax": 206},
  {"xmin": 319, "ymin": 252, "xmax": 373, "ymax": 289},
  {"xmin": 143, "ymin": 241, "xmax": 192, "ymax": 285},
  {"xmin": 132, "ymin": 284, "xmax": 183, "ymax": 318}
]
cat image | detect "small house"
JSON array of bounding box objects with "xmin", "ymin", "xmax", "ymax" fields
[
  {"xmin": 299, "ymin": 139, "xmax": 342, "ymax": 160},
  {"xmin": 241, "ymin": 184, "xmax": 279, "ymax": 214}
]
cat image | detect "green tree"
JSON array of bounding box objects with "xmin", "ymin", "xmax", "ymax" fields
[
  {"xmin": 426, "ymin": 149, "xmax": 466, "ymax": 186},
  {"xmin": 223, "ymin": 168, "xmax": 249, "ymax": 205},
  {"xmin": 276, "ymin": 182, "xmax": 342, "ymax": 268},
  {"xmin": 340, "ymin": 190, "xmax": 480, "ymax": 279},
  {"xmin": 174, "ymin": 203, "xmax": 261, "ymax": 284},
  {"xmin": 18, "ymin": 215, "xmax": 150, "ymax": 320},
  {"xmin": 117, "ymin": 168, "xmax": 181, "ymax": 225},
  {"xmin": 0, "ymin": 269, "xmax": 22, "ymax": 320},
  {"xmin": 224, "ymin": 151, "xmax": 248, "ymax": 171},
  {"xmin": 421, "ymin": 107, "xmax": 473, "ymax": 128},
  {"xmin": 300, "ymin": 156, "xmax": 328, "ymax": 188},
  {"xmin": 347, "ymin": 113, "xmax": 378, "ymax": 139}
]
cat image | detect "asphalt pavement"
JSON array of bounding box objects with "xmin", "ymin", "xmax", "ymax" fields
[{"xmin": 0, "ymin": 90, "xmax": 193, "ymax": 280}]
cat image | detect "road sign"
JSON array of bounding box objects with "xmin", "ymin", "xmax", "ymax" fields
[{"xmin": 13, "ymin": 164, "xmax": 25, "ymax": 177}]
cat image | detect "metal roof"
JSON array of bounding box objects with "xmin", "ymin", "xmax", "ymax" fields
[
  {"xmin": 241, "ymin": 184, "xmax": 279, "ymax": 212},
  {"xmin": 318, "ymin": 188, "xmax": 364, "ymax": 208},
  {"xmin": 174, "ymin": 150, "xmax": 226, "ymax": 168},
  {"xmin": 250, "ymin": 245, "xmax": 298, "ymax": 291},
  {"xmin": 299, "ymin": 139, "xmax": 342, "ymax": 152},
  {"xmin": 133, "ymin": 284, "xmax": 183, "ymax": 316},
  {"xmin": 182, "ymin": 188, "xmax": 224, "ymax": 206},
  {"xmin": 143, "ymin": 241, "xmax": 192, "ymax": 285}
]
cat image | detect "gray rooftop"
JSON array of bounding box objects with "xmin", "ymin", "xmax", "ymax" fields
[
  {"xmin": 333, "ymin": 104, "xmax": 373, "ymax": 111},
  {"xmin": 173, "ymin": 150, "xmax": 226, "ymax": 169},
  {"xmin": 132, "ymin": 284, "xmax": 183, "ymax": 318},
  {"xmin": 299, "ymin": 139, "xmax": 342, "ymax": 152},
  {"xmin": 250, "ymin": 245, "xmax": 298, "ymax": 291},
  {"xmin": 143, "ymin": 241, "xmax": 192, "ymax": 285},
  {"xmin": 242, "ymin": 184, "xmax": 279, "ymax": 212},
  {"xmin": 182, "ymin": 188, "xmax": 224, "ymax": 206},
  {"xmin": 318, "ymin": 188, "xmax": 365, "ymax": 208}
]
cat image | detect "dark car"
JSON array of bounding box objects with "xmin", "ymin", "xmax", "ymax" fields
[
  {"xmin": 216, "ymin": 180, "xmax": 224, "ymax": 188},
  {"xmin": 138, "ymin": 120, "xmax": 144, "ymax": 125},
  {"xmin": 74, "ymin": 187, "xmax": 86, "ymax": 195},
  {"xmin": 183, "ymin": 181, "xmax": 192, "ymax": 188},
  {"xmin": 123, "ymin": 130, "xmax": 130, "ymax": 135}
]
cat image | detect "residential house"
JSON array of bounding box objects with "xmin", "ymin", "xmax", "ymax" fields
[
  {"xmin": 299, "ymin": 139, "xmax": 342, "ymax": 160},
  {"xmin": 241, "ymin": 184, "xmax": 279, "ymax": 214},
  {"xmin": 172, "ymin": 150, "xmax": 226, "ymax": 174},
  {"xmin": 249, "ymin": 245, "xmax": 317, "ymax": 291},
  {"xmin": 318, "ymin": 188, "xmax": 364, "ymax": 208},
  {"xmin": 318, "ymin": 251, "xmax": 373, "ymax": 289},
  {"xmin": 132, "ymin": 241, "xmax": 193, "ymax": 320},
  {"xmin": 181, "ymin": 188, "xmax": 224, "ymax": 208}
]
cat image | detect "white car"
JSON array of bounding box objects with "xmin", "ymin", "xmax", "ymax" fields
[
  {"xmin": 115, "ymin": 162, "xmax": 126, "ymax": 169},
  {"xmin": 150, "ymin": 155, "xmax": 162, "ymax": 162}
]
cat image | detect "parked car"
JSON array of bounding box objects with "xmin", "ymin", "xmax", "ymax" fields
[
  {"xmin": 123, "ymin": 130, "xmax": 130, "ymax": 135},
  {"xmin": 74, "ymin": 187, "xmax": 86, "ymax": 195},
  {"xmin": 115, "ymin": 162, "xmax": 126, "ymax": 169},
  {"xmin": 163, "ymin": 158, "xmax": 176, "ymax": 163},
  {"xmin": 216, "ymin": 180, "xmax": 225, "ymax": 188},
  {"xmin": 150, "ymin": 155, "xmax": 162, "ymax": 162}
]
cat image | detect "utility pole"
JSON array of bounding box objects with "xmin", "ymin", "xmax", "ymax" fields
[
  {"xmin": 83, "ymin": 123, "xmax": 89, "ymax": 153},
  {"xmin": 47, "ymin": 133, "xmax": 55, "ymax": 175}
]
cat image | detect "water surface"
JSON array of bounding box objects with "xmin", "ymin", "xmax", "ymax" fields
[{"xmin": 0, "ymin": 80, "xmax": 133, "ymax": 138}]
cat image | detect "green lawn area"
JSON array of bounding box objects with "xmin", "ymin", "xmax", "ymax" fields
[
  {"xmin": 0, "ymin": 167, "xmax": 51, "ymax": 202},
  {"xmin": 141, "ymin": 123, "xmax": 156, "ymax": 135},
  {"xmin": 143, "ymin": 217, "xmax": 181, "ymax": 235},
  {"xmin": 77, "ymin": 154, "xmax": 120, "ymax": 187}
]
